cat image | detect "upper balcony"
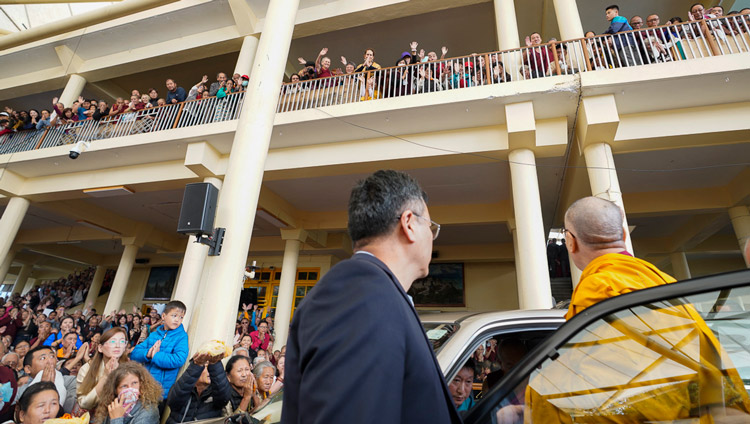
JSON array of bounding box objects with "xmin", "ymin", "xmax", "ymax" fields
[
  {"xmin": 0, "ymin": 1, "xmax": 749, "ymax": 275},
  {"xmin": 2, "ymin": 12, "xmax": 749, "ymax": 161}
]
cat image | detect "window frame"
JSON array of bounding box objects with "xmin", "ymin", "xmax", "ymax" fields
[{"xmin": 463, "ymin": 269, "xmax": 750, "ymax": 423}]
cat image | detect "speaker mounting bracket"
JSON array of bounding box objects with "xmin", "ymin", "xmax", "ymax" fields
[{"xmin": 195, "ymin": 227, "xmax": 226, "ymax": 256}]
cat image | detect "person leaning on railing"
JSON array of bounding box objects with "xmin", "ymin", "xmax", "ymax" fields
[
  {"xmin": 524, "ymin": 32, "xmax": 554, "ymax": 78},
  {"xmin": 354, "ymin": 48, "xmax": 381, "ymax": 72},
  {"xmin": 187, "ymin": 75, "xmax": 210, "ymax": 101},
  {"xmin": 36, "ymin": 109, "xmax": 51, "ymax": 130},
  {"xmin": 108, "ymin": 98, "xmax": 127, "ymax": 117},
  {"xmin": 603, "ymin": 4, "xmax": 639, "ymax": 67},
  {"xmin": 416, "ymin": 66, "xmax": 443, "ymax": 93},
  {"xmin": 92, "ymin": 101, "xmax": 110, "ymax": 121}
]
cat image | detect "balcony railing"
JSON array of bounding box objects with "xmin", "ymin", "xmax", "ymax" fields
[
  {"xmin": 0, "ymin": 92, "xmax": 245, "ymax": 155},
  {"xmin": 276, "ymin": 15, "xmax": 749, "ymax": 111},
  {"xmin": 1, "ymin": 15, "xmax": 747, "ymax": 156}
]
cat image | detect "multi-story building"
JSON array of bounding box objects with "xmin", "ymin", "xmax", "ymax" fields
[{"xmin": 1, "ymin": 0, "xmax": 748, "ymax": 348}]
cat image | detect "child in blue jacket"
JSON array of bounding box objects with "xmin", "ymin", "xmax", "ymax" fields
[{"xmin": 131, "ymin": 300, "xmax": 189, "ymax": 400}]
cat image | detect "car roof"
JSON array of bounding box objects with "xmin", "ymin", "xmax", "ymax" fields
[
  {"xmin": 419, "ymin": 308, "xmax": 567, "ymax": 326},
  {"xmin": 426, "ymin": 309, "xmax": 567, "ymax": 375}
]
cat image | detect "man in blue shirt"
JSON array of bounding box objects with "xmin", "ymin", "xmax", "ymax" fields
[
  {"xmin": 165, "ymin": 78, "xmax": 187, "ymax": 104},
  {"xmin": 604, "ymin": 4, "xmax": 639, "ymax": 67}
]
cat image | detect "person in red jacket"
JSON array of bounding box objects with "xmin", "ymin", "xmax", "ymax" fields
[{"xmin": 249, "ymin": 321, "xmax": 272, "ymax": 352}]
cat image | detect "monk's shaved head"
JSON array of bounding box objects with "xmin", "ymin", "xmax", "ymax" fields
[{"xmin": 565, "ymin": 197, "xmax": 625, "ymax": 248}]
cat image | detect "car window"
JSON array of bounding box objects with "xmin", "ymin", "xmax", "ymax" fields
[
  {"xmin": 483, "ymin": 284, "xmax": 750, "ymax": 423},
  {"xmin": 449, "ymin": 328, "xmax": 560, "ymax": 414},
  {"xmin": 424, "ymin": 322, "xmax": 459, "ymax": 353}
]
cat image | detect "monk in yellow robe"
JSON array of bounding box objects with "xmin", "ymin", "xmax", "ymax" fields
[{"xmin": 516, "ymin": 197, "xmax": 750, "ymax": 424}]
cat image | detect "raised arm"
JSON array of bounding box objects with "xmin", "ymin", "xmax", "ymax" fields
[{"xmin": 315, "ymin": 48, "xmax": 328, "ymax": 70}]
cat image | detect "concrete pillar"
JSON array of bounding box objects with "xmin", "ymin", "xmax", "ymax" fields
[
  {"xmin": 729, "ymin": 205, "xmax": 750, "ymax": 267},
  {"xmin": 583, "ymin": 142, "xmax": 634, "ymax": 255},
  {"xmin": 508, "ymin": 148, "xmax": 553, "ymax": 309},
  {"xmin": 103, "ymin": 243, "xmax": 138, "ymax": 315},
  {"xmin": 0, "ymin": 197, "xmax": 30, "ymax": 273},
  {"xmin": 84, "ymin": 265, "xmax": 107, "ymax": 307},
  {"xmin": 172, "ymin": 178, "xmax": 224, "ymax": 327},
  {"xmin": 234, "ymin": 35, "xmax": 260, "ymax": 77},
  {"xmin": 58, "ymin": 74, "xmax": 87, "ymax": 109},
  {"xmin": 11, "ymin": 264, "xmax": 32, "ymax": 295},
  {"xmin": 22, "ymin": 277, "xmax": 37, "ymax": 295},
  {"xmin": 274, "ymin": 229, "xmax": 306, "ymax": 348},
  {"xmin": 493, "ymin": 0, "xmax": 521, "ymax": 50},
  {"xmin": 670, "ymin": 252, "xmax": 692, "ymax": 280},
  {"xmin": 192, "ymin": 0, "xmax": 300, "ymax": 348},
  {"xmin": 553, "ymin": 0, "xmax": 585, "ymax": 40},
  {"xmin": 0, "ymin": 249, "xmax": 17, "ymax": 285}
]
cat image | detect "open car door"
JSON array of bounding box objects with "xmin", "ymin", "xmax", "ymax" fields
[{"xmin": 464, "ymin": 269, "xmax": 750, "ymax": 424}]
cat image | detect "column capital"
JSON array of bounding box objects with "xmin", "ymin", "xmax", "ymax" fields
[
  {"xmin": 185, "ymin": 142, "xmax": 225, "ymax": 178},
  {"xmin": 729, "ymin": 205, "xmax": 750, "ymax": 220},
  {"xmin": 121, "ymin": 237, "xmax": 137, "ymax": 246},
  {"xmin": 505, "ymin": 101, "xmax": 536, "ymax": 151},
  {"xmin": 576, "ymin": 94, "xmax": 620, "ymax": 150},
  {"xmin": 281, "ymin": 228, "xmax": 308, "ymax": 243}
]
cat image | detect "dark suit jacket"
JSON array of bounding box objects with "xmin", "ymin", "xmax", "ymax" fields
[{"xmin": 281, "ymin": 253, "xmax": 462, "ymax": 424}]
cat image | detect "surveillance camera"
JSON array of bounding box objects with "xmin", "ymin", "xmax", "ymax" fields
[{"xmin": 69, "ymin": 141, "xmax": 91, "ymax": 160}]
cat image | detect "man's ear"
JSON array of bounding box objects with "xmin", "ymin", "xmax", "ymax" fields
[
  {"xmin": 23, "ymin": 364, "xmax": 31, "ymax": 375},
  {"xmin": 399, "ymin": 210, "xmax": 419, "ymax": 243},
  {"xmin": 565, "ymin": 233, "xmax": 578, "ymax": 254}
]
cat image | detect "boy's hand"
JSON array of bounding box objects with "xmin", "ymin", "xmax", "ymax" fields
[{"xmin": 147, "ymin": 340, "xmax": 161, "ymax": 359}]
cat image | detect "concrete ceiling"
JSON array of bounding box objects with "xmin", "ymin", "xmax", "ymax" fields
[{"xmin": 614, "ymin": 143, "xmax": 750, "ymax": 193}]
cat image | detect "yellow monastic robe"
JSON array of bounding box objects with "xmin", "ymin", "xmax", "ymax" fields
[
  {"xmin": 565, "ymin": 252, "xmax": 676, "ymax": 320},
  {"xmin": 520, "ymin": 253, "xmax": 750, "ymax": 423}
]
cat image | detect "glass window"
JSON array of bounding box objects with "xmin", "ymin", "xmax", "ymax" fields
[
  {"xmin": 308, "ymin": 271, "xmax": 318, "ymax": 280},
  {"xmin": 275, "ymin": 271, "xmax": 282, "ymax": 280},
  {"xmin": 423, "ymin": 323, "xmax": 459, "ymax": 353},
  {"xmin": 488, "ymin": 286, "xmax": 750, "ymax": 423},
  {"xmin": 272, "ymin": 286, "xmax": 279, "ymax": 296},
  {"xmin": 298, "ymin": 271, "xmax": 308, "ymax": 280},
  {"xmin": 260, "ymin": 272, "xmax": 271, "ymax": 281},
  {"xmin": 296, "ymin": 286, "xmax": 306, "ymax": 297}
]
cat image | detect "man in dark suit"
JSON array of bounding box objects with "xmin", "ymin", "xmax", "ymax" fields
[{"xmin": 282, "ymin": 170, "xmax": 462, "ymax": 424}]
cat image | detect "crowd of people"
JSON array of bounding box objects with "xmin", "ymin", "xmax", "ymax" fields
[
  {"xmin": 0, "ymin": 72, "xmax": 250, "ymax": 140},
  {"xmin": 281, "ymin": 3, "xmax": 750, "ymax": 101},
  {"xmin": 0, "ymin": 273, "xmax": 283, "ymax": 424}
]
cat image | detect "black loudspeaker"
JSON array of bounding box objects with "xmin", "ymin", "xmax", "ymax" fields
[
  {"xmin": 239, "ymin": 287, "xmax": 258, "ymax": 307},
  {"xmin": 177, "ymin": 182, "xmax": 219, "ymax": 235}
]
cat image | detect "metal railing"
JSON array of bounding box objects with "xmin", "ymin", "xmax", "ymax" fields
[
  {"xmin": 0, "ymin": 91, "xmax": 245, "ymax": 155},
  {"xmin": 276, "ymin": 15, "xmax": 749, "ymax": 112},
  {"xmin": 1, "ymin": 15, "xmax": 747, "ymax": 155},
  {"xmin": 580, "ymin": 15, "xmax": 750, "ymax": 70},
  {"xmin": 275, "ymin": 42, "xmax": 586, "ymax": 113}
]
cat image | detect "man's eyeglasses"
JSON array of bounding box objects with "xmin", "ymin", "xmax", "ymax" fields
[
  {"xmin": 396, "ymin": 213, "xmax": 441, "ymax": 240},
  {"xmin": 562, "ymin": 227, "xmax": 576, "ymax": 240}
]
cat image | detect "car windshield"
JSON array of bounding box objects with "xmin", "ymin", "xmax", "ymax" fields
[{"xmin": 423, "ymin": 322, "xmax": 458, "ymax": 353}]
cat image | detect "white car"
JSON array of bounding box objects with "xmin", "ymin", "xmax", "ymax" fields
[{"xmin": 212, "ymin": 309, "xmax": 567, "ymax": 423}]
